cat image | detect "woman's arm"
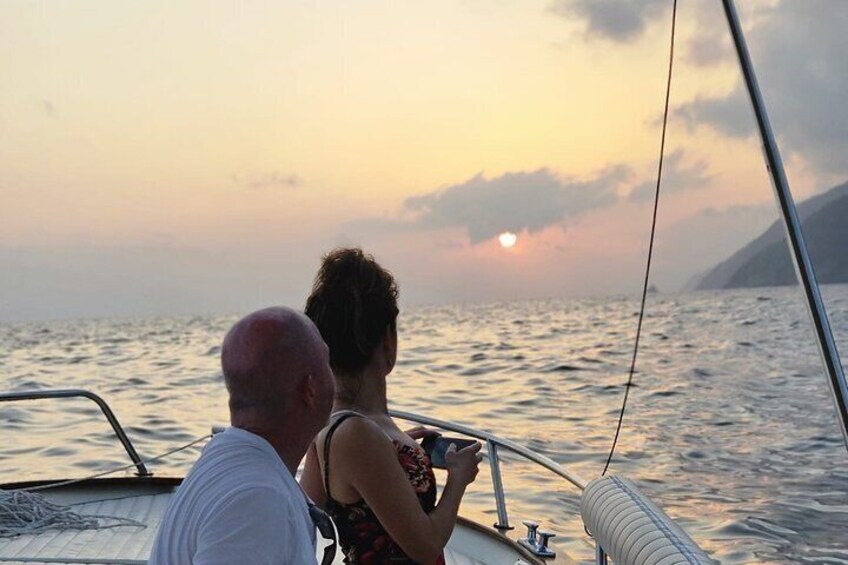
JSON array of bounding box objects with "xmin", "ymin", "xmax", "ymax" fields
[
  {"xmin": 334, "ymin": 418, "xmax": 481, "ymax": 564},
  {"xmin": 300, "ymin": 441, "xmax": 327, "ymax": 508}
]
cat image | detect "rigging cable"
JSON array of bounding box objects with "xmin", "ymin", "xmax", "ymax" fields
[
  {"xmin": 13, "ymin": 434, "xmax": 213, "ymax": 493},
  {"xmin": 602, "ymin": 0, "xmax": 678, "ymax": 477}
]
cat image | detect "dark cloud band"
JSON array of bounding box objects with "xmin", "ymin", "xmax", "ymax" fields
[{"xmin": 403, "ymin": 167, "xmax": 626, "ymax": 243}]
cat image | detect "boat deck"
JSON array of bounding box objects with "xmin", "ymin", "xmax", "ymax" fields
[
  {"xmin": 1, "ymin": 481, "xmax": 172, "ymax": 565},
  {"xmin": 0, "ymin": 479, "xmax": 550, "ymax": 565}
]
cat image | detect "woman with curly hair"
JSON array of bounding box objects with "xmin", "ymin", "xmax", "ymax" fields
[{"xmin": 300, "ymin": 248, "xmax": 481, "ymax": 564}]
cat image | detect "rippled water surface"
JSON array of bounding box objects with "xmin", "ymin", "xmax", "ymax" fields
[{"xmin": 2, "ymin": 287, "xmax": 848, "ymax": 564}]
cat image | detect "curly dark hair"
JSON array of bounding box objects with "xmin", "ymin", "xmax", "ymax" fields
[{"xmin": 305, "ymin": 248, "xmax": 399, "ymax": 376}]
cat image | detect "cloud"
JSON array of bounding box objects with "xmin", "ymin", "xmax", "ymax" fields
[
  {"xmin": 674, "ymin": 1, "xmax": 848, "ymax": 175},
  {"xmin": 38, "ymin": 98, "xmax": 56, "ymax": 117},
  {"xmin": 350, "ymin": 154, "xmax": 712, "ymax": 245},
  {"xmin": 231, "ymin": 171, "xmax": 302, "ymax": 190},
  {"xmin": 545, "ymin": 0, "xmax": 763, "ymax": 74},
  {"xmin": 354, "ymin": 167, "xmax": 629, "ymax": 245},
  {"xmin": 675, "ymin": 87, "xmax": 753, "ymax": 138},
  {"xmin": 686, "ymin": 31, "xmax": 731, "ymax": 68},
  {"xmin": 627, "ymin": 149, "xmax": 712, "ymax": 203},
  {"xmin": 684, "ymin": 1, "xmax": 733, "ymax": 68},
  {"xmin": 548, "ymin": 0, "xmax": 666, "ymax": 43}
]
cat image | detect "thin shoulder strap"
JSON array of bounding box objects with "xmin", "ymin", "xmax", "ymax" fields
[{"xmin": 322, "ymin": 411, "xmax": 362, "ymax": 502}]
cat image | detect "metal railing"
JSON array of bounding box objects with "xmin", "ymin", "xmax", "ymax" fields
[
  {"xmin": 0, "ymin": 389, "xmax": 151, "ymax": 477},
  {"xmin": 389, "ymin": 409, "xmax": 587, "ymax": 531}
]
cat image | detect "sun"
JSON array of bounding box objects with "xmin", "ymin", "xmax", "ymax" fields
[{"xmin": 498, "ymin": 231, "xmax": 517, "ymax": 249}]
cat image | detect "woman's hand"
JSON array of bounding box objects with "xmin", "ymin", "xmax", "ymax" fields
[
  {"xmin": 405, "ymin": 426, "xmax": 440, "ymax": 440},
  {"xmin": 444, "ymin": 441, "xmax": 482, "ymax": 487}
]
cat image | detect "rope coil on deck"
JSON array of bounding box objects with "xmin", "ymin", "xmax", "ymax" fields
[{"xmin": 0, "ymin": 489, "xmax": 145, "ymax": 537}]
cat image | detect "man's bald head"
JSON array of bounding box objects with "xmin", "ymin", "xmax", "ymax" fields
[{"xmin": 222, "ymin": 307, "xmax": 327, "ymax": 426}]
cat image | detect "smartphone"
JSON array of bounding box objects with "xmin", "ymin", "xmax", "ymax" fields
[{"xmin": 421, "ymin": 435, "xmax": 478, "ymax": 469}]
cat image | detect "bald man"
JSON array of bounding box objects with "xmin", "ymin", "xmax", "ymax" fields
[{"xmin": 150, "ymin": 307, "xmax": 335, "ymax": 565}]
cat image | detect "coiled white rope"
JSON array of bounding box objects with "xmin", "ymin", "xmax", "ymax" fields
[{"xmin": 0, "ymin": 489, "xmax": 144, "ymax": 537}]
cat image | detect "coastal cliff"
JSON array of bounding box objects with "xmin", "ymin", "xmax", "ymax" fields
[{"xmin": 694, "ymin": 180, "xmax": 848, "ymax": 290}]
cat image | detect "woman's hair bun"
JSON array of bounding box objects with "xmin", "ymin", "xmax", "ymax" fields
[{"xmin": 305, "ymin": 248, "xmax": 399, "ymax": 375}]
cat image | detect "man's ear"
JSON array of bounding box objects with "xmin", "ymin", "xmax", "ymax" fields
[{"xmin": 301, "ymin": 373, "xmax": 318, "ymax": 409}]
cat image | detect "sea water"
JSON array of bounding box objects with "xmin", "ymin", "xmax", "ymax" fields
[{"xmin": 2, "ymin": 286, "xmax": 848, "ymax": 564}]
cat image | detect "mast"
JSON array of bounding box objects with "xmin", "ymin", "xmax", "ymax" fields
[{"xmin": 722, "ymin": 0, "xmax": 848, "ymax": 451}]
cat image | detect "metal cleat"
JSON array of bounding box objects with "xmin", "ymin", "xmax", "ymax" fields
[
  {"xmin": 537, "ymin": 530, "xmax": 556, "ymax": 558},
  {"xmin": 520, "ymin": 520, "xmax": 538, "ymax": 545},
  {"xmin": 517, "ymin": 520, "xmax": 556, "ymax": 559}
]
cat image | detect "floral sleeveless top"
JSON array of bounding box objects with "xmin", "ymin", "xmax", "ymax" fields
[{"xmin": 322, "ymin": 412, "xmax": 446, "ymax": 565}]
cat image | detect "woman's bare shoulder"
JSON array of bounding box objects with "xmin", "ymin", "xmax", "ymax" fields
[{"xmin": 330, "ymin": 415, "xmax": 397, "ymax": 462}]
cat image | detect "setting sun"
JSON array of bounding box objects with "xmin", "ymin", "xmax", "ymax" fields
[{"xmin": 498, "ymin": 232, "xmax": 518, "ymax": 249}]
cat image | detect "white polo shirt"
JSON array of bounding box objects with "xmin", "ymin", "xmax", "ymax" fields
[{"xmin": 149, "ymin": 427, "xmax": 316, "ymax": 565}]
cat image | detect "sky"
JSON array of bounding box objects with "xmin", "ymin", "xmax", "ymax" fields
[{"xmin": 1, "ymin": 0, "xmax": 847, "ymax": 321}]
